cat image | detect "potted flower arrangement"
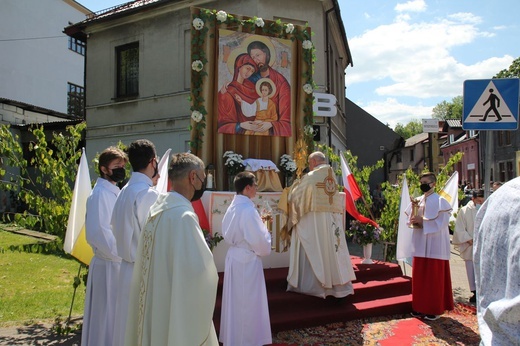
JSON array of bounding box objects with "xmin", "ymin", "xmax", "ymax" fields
[
  {"xmin": 223, "ymin": 151, "xmax": 246, "ymax": 190},
  {"xmin": 202, "ymin": 229, "xmax": 223, "ymax": 251},
  {"xmin": 346, "ymin": 220, "xmax": 382, "ymax": 264},
  {"xmin": 279, "ymin": 154, "xmax": 297, "ymax": 187}
]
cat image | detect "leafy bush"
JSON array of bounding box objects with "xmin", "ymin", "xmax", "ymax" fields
[{"xmin": 0, "ymin": 122, "xmax": 86, "ymax": 242}]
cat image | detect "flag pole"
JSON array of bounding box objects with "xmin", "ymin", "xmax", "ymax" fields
[
  {"xmin": 360, "ymin": 195, "xmax": 377, "ymax": 222},
  {"xmin": 67, "ymin": 263, "xmax": 83, "ymax": 323}
]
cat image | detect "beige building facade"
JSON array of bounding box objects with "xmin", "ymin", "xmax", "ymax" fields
[{"xmin": 66, "ymin": 0, "xmax": 352, "ymax": 163}]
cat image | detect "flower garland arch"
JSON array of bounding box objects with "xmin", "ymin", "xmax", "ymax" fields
[{"xmin": 189, "ymin": 8, "xmax": 316, "ymax": 153}]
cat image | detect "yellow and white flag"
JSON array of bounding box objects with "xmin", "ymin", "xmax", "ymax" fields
[
  {"xmin": 439, "ymin": 171, "xmax": 459, "ymax": 211},
  {"xmin": 64, "ymin": 148, "xmax": 94, "ymax": 265}
]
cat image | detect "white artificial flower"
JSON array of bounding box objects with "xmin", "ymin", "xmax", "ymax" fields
[
  {"xmin": 303, "ymin": 83, "xmax": 313, "ymax": 94},
  {"xmin": 304, "ymin": 125, "xmax": 314, "ymax": 136},
  {"xmin": 216, "ymin": 10, "xmax": 227, "ymax": 23},
  {"xmin": 191, "ymin": 110, "xmax": 203, "ymax": 123},
  {"xmin": 302, "ymin": 40, "xmax": 313, "ymax": 50},
  {"xmin": 192, "ymin": 18, "xmax": 204, "ymax": 30},
  {"xmin": 255, "ymin": 18, "xmax": 265, "ymax": 27},
  {"xmin": 285, "ymin": 23, "xmax": 294, "ymax": 34},
  {"xmin": 279, "ymin": 154, "xmax": 297, "ymax": 174},
  {"xmin": 191, "ymin": 60, "xmax": 203, "ymax": 72},
  {"xmin": 286, "ymin": 161, "xmax": 297, "ymax": 172}
]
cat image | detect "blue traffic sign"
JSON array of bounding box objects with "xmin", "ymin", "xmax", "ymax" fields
[{"xmin": 463, "ymin": 78, "xmax": 519, "ymax": 130}]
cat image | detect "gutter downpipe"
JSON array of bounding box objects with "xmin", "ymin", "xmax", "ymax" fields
[{"xmin": 325, "ymin": 6, "xmax": 334, "ymax": 148}]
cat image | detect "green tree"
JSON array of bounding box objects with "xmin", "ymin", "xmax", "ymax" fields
[
  {"xmin": 494, "ymin": 56, "xmax": 520, "ymax": 78},
  {"xmin": 432, "ymin": 96, "xmax": 463, "ymax": 120},
  {"xmin": 315, "ymin": 144, "xmax": 384, "ymax": 218},
  {"xmin": 0, "ymin": 122, "xmax": 86, "ymax": 242},
  {"xmin": 394, "ymin": 119, "xmax": 423, "ymax": 139},
  {"xmin": 378, "ymin": 152, "xmax": 463, "ymax": 261}
]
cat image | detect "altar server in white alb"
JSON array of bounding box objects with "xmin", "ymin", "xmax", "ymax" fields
[
  {"xmin": 125, "ymin": 152, "xmax": 219, "ymax": 345},
  {"xmin": 111, "ymin": 139, "xmax": 160, "ymax": 346},
  {"xmin": 407, "ymin": 172, "xmax": 454, "ymax": 320},
  {"xmin": 220, "ymin": 171, "xmax": 272, "ymax": 346},
  {"xmin": 452, "ymin": 189, "xmax": 485, "ymax": 303},
  {"xmin": 81, "ymin": 147, "xmax": 127, "ymax": 346}
]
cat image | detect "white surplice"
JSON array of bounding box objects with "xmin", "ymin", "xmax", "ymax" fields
[
  {"xmin": 453, "ymin": 200, "xmax": 477, "ymax": 261},
  {"xmin": 474, "ymin": 177, "xmax": 520, "ymax": 345},
  {"xmin": 406, "ymin": 192, "xmax": 452, "ymax": 260},
  {"xmin": 219, "ymin": 195, "xmax": 272, "ymax": 346},
  {"xmin": 111, "ymin": 172, "xmax": 159, "ymax": 346},
  {"xmin": 125, "ymin": 192, "xmax": 219, "ymax": 346},
  {"xmin": 453, "ymin": 200, "xmax": 478, "ymax": 291},
  {"xmin": 81, "ymin": 178, "xmax": 121, "ymax": 346}
]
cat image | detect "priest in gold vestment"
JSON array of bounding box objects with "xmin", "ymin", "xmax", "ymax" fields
[{"xmin": 280, "ymin": 152, "xmax": 356, "ymax": 298}]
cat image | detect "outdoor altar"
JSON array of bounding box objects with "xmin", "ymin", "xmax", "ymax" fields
[{"xmin": 200, "ymin": 190, "xmax": 289, "ymax": 271}]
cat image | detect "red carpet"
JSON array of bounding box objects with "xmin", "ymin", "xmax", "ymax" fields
[
  {"xmin": 270, "ymin": 303, "xmax": 479, "ymax": 345},
  {"xmin": 214, "ymin": 256, "xmax": 413, "ymax": 333}
]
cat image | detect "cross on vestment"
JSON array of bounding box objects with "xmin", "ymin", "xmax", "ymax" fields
[{"xmin": 315, "ymin": 169, "xmax": 337, "ymax": 205}]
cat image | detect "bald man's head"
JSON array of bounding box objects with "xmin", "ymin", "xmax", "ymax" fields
[{"xmin": 308, "ymin": 151, "xmax": 326, "ymax": 171}]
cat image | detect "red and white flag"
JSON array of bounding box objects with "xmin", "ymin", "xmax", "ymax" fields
[{"xmin": 340, "ymin": 153, "xmax": 378, "ymax": 227}]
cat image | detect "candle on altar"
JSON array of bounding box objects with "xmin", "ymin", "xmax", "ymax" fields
[{"xmin": 206, "ymin": 173, "xmax": 214, "ymax": 189}]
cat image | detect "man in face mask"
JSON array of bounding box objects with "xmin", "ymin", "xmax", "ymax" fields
[
  {"xmin": 82, "ymin": 146, "xmax": 127, "ymax": 346},
  {"xmin": 408, "ymin": 172, "xmax": 454, "ymax": 321},
  {"xmin": 125, "ymin": 152, "xmax": 219, "ymax": 346},
  {"xmin": 453, "ymin": 189, "xmax": 485, "ymax": 303},
  {"xmin": 110, "ymin": 139, "xmax": 160, "ymax": 346}
]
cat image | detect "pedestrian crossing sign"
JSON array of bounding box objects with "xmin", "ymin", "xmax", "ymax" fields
[{"xmin": 463, "ymin": 78, "xmax": 519, "ymax": 130}]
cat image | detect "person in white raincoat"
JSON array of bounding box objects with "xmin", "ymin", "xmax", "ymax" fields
[
  {"xmin": 474, "ymin": 177, "xmax": 520, "ymax": 345},
  {"xmin": 82, "ymin": 147, "xmax": 127, "ymax": 346},
  {"xmin": 220, "ymin": 171, "xmax": 272, "ymax": 346}
]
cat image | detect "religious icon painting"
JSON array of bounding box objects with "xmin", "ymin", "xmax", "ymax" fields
[{"xmin": 217, "ymin": 29, "xmax": 293, "ymax": 137}]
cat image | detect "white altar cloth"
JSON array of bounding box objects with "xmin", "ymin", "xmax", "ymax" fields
[{"xmin": 201, "ymin": 191, "xmax": 289, "ymax": 272}]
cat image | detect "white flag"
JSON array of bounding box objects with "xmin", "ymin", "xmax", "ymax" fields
[
  {"xmin": 64, "ymin": 148, "xmax": 94, "ymax": 265},
  {"xmin": 396, "ymin": 176, "xmax": 412, "ymax": 261},
  {"xmin": 439, "ymin": 171, "xmax": 459, "ymax": 212},
  {"xmin": 155, "ymin": 148, "xmax": 172, "ymax": 194}
]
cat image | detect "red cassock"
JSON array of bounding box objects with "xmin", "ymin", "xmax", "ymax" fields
[{"xmin": 412, "ymin": 257, "xmax": 454, "ymax": 315}]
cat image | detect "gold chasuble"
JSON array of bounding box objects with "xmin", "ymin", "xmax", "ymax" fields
[
  {"xmin": 279, "ymin": 165, "xmax": 344, "ymax": 241},
  {"xmin": 279, "ymin": 165, "xmax": 356, "ymax": 298}
]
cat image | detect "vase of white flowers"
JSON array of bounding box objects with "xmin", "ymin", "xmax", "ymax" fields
[
  {"xmin": 223, "ymin": 151, "xmax": 245, "ymax": 191},
  {"xmin": 279, "ymin": 154, "xmax": 297, "ymax": 187}
]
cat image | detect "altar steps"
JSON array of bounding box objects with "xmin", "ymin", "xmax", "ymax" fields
[{"xmin": 212, "ymin": 256, "xmax": 413, "ymax": 333}]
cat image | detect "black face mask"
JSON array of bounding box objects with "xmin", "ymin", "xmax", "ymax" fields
[
  {"xmin": 420, "ymin": 183, "xmax": 432, "ymax": 193},
  {"xmin": 191, "ymin": 174, "xmax": 206, "ymax": 202},
  {"xmin": 107, "ymin": 167, "xmax": 126, "ymax": 183},
  {"xmin": 152, "ymin": 160, "xmax": 159, "ymax": 179}
]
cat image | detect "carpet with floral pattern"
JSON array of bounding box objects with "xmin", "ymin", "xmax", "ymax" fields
[{"xmin": 271, "ymin": 303, "xmax": 479, "ymax": 346}]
